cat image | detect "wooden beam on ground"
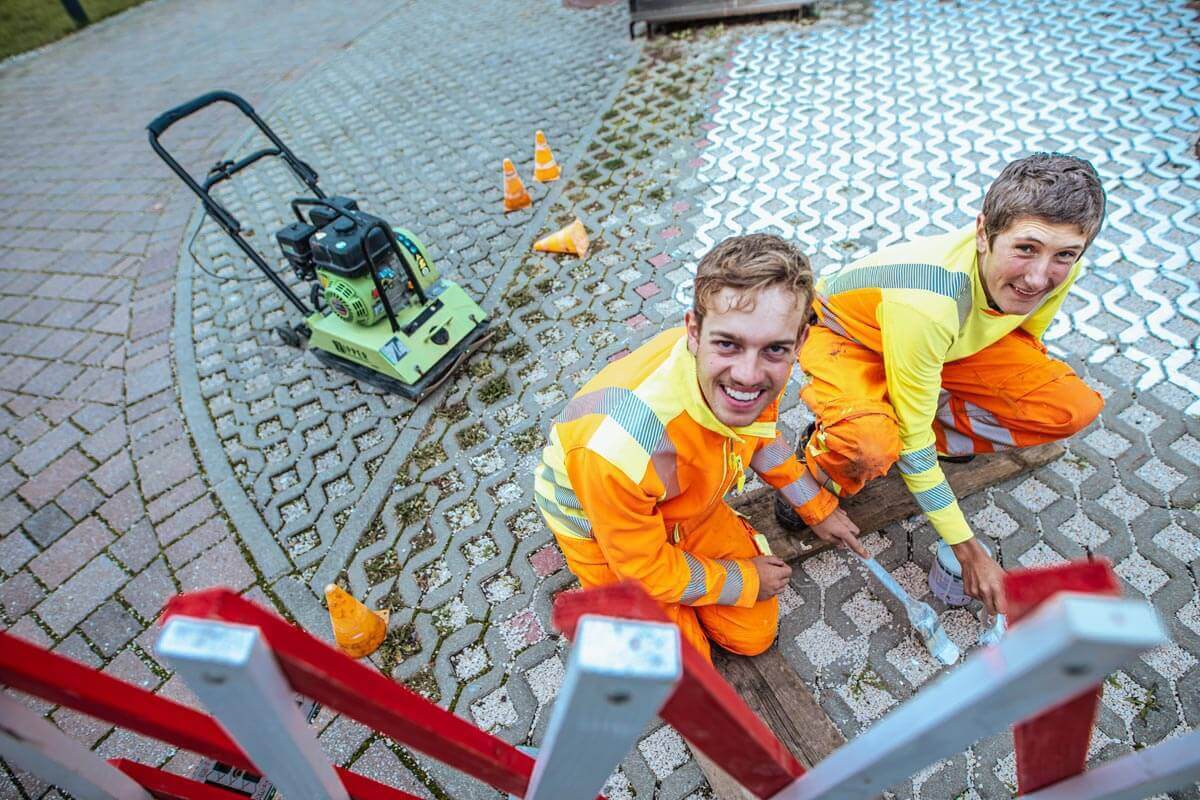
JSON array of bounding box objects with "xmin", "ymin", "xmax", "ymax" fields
[
  {"xmin": 694, "ymin": 647, "xmax": 849, "ymax": 799},
  {"xmin": 733, "ymin": 443, "xmax": 1065, "ymax": 563}
]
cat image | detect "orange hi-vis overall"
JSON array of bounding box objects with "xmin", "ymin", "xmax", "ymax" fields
[
  {"xmin": 802, "ymin": 224, "xmax": 1104, "ymax": 546},
  {"xmin": 536, "ymin": 329, "xmax": 834, "ymax": 662}
]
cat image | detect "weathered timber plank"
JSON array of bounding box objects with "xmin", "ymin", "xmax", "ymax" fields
[
  {"xmin": 693, "ymin": 646, "xmax": 847, "ymax": 799},
  {"xmin": 732, "ymin": 442, "xmax": 1066, "ymax": 563}
]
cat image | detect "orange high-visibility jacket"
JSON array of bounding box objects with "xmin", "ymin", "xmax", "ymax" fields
[{"xmin": 536, "ymin": 328, "xmax": 835, "ymax": 608}]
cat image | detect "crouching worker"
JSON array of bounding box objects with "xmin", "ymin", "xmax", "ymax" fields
[
  {"xmin": 786, "ymin": 152, "xmax": 1107, "ymax": 615},
  {"xmin": 535, "ymin": 234, "xmax": 855, "ymax": 663}
]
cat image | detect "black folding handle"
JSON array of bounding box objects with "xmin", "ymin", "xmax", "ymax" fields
[{"xmin": 147, "ymin": 90, "xmax": 255, "ymax": 139}]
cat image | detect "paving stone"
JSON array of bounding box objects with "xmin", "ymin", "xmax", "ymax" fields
[
  {"xmin": 54, "ymin": 477, "xmax": 105, "ymax": 520},
  {"xmin": 177, "ymin": 536, "xmax": 254, "ymax": 593},
  {"xmin": 349, "ymin": 740, "xmax": 434, "ymax": 799},
  {"xmin": 80, "ymin": 599, "xmax": 143, "ymax": 656},
  {"xmin": 35, "ymin": 555, "xmax": 127, "ymax": 635},
  {"xmin": 21, "ymin": 501, "xmax": 73, "ymax": 547},
  {"xmin": 0, "ymin": 571, "xmax": 44, "ymax": 621},
  {"xmin": 11, "ymin": 421, "xmax": 82, "ymax": 476},
  {"xmin": 137, "ymin": 438, "xmax": 197, "ymax": 498},
  {"xmin": 146, "ymin": 476, "xmax": 207, "ymax": 523},
  {"xmin": 319, "ymin": 714, "xmax": 374, "ymax": 766},
  {"xmin": 93, "ymin": 450, "xmax": 135, "ymax": 494},
  {"xmin": 53, "ymin": 632, "xmax": 103, "ymax": 668},
  {"xmin": 0, "ymin": 531, "xmax": 38, "ymax": 584},
  {"xmin": 165, "ymin": 516, "xmax": 229, "ymax": 568},
  {"xmin": 28, "ymin": 516, "xmax": 114, "ymax": 587},
  {"xmin": 103, "ymin": 647, "xmax": 163, "ymax": 692},
  {"xmin": 82, "ymin": 416, "xmax": 128, "ymax": 462},
  {"xmin": 156, "ymin": 495, "xmax": 218, "ymax": 546},
  {"xmin": 19, "ymin": 452, "xmax": 94, "ymax": 516},
  {"xmin": 110, "ymin": 517, "xmax": 159, "ymax": 572},
  {"xmin": 121, "ymin": 557, "xmax": 176, "ymax": 622},
  {"xmin": 97, "ymin": 482, "xmax": 145, "ymax": 533}
]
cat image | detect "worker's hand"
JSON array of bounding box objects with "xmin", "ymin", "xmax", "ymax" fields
[
  {"xmin": 810, "ymin": 507, "xmax": 867, "ymax": 558},
  {"xmin": 953, "ymin": 539, "xmax": 1007, "ymax": 616},
  {"xmin": 752, "ymin": 555, "xmax": 792, "ymax": 600}
]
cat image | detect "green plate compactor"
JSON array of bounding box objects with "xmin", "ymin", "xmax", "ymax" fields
[{"xmin": 148, "ymin": 91, "xmax": 491, "ymax": 401}]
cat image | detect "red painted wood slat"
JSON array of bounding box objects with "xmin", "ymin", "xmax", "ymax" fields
[{"xmin": 1004, "ymin": 559, "xmax": 1121, "ymax": 795}]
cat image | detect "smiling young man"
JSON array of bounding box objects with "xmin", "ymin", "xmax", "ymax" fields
[
  {"xmin": 786, "ymin": 153, "xmax": 1107, "ymax": 615},
  {"xmin": 535, "ymin": 234, "xmax": 853, "ymax": 662}
]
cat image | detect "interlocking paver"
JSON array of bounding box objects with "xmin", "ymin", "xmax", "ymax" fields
[{"xmin": 27, "ymin": 517, "xmax": 113, "ymax": 587}]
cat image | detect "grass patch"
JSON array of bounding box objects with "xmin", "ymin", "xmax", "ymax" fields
[
  {"xmin": 1, "ymin": 0, "xmax": 150, "ymax": 60},
  {"xmin": 457, "ymin": 423, "xmax": 488, "ymax": 449},
  {"xmin": 511, "ymin": 428, "xmax": 543, "ymax": 454},
  {"xmin": 395, "ymin": 496, "xmax": 430, "ymax": 527},
  {"xmin": 602, "ymin": 157, "xmax": 627, "ymax": 171},
  {"xmin": 436, "ymin": 400, "xmax": 469, "ymax": 423},
  {"xmin": 500, "ymin": 341, "xmax": 530, "ymax": 364},
  {"xmin": 478, "ymin": 376, "xmax": 511, "ymax": 405},
  {"xmin": 412, "ymin": 442, "xmax": 445, "ymax": 470},
  {"xmin": 468, "ymin": 359, "xmax": 493, "ymax": 380},
  {"xmin": 375, "ymin": 623, "xmax": 421, "ymax": 669},
  {"xmin": 579, "ymin": 168, "xmax": 602, "ymax": 182},
  {"xmin": 364, "ymin": 550, "xmax": 400, "ymax": 585},
  {"xmin": 410, "ymin": 526, "xmax": 436, "ymax": 552},
  {"xmin": 403, "ymin": 666, "xmax": 441, "ymax": 703},
  {"xmin": 504, "ymin": 287, "xmax": 535, "ymax": 309}
]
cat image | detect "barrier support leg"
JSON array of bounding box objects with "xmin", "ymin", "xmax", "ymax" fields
[
  {"xmin": 0, "ymin": 693, "xmax": 152, "ymax": 800},
  {"xmin": 155, "ymin": 616, "xmax": 349, "ymax": 800},
  {"xmin": 525, "ymin": 615, "xmax": 681, "ymax": 800},
  {"xmin": 768, "ymin": 593, "xmax": 1166, "ymax": 800},
  {"xmin": 1020, "ymin": 730, "xmax": 1200, "ymax": 800}
]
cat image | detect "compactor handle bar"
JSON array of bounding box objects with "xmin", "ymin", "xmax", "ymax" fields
[{"xmin": 146, "ymin": 90, "xmax": 320, "ymax": 315}]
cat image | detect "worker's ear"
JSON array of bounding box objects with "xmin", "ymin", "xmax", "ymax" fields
[
  {"xmin": 684, "ymin": 308, "xmax": 701, "ymax": 356},
  {"xmin": 975, "ymin": 213, "xmax": 989, "ymax": 257}
]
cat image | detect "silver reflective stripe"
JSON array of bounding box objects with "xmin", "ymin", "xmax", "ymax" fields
[
  {"xmin": 717, "ymin": 559, "xmax": 744, "ymax": 605},
  {"xmin": 914, "ymin": 481, "xmax": 956, "ymax": 513},
  {"xmin": 540, "ymin": 465, "xmax": 583, "ymax": 510},
  {"xmin": 898, "ymin": 446, "xmax": 937, "ymax": 475},
  {"xmin": 779, "ymin": 469, "xmax": 821, "ymax": 507},
  {"xmin": 825, "ymin": 263, "xmax": 969, "ymax": 301},
  {"xmin": 936, "ymin": 390, "xmax": 975, "ymax": 456},
  {"xmin": 535, "ymin": 493, "xmax": 593, "ymax": 539},
  {"xmin": 964, "ymin": 401, "xmax": 1015, "ymax": 449},
  {"xmin": 681, "ymin": 552, "xmax": 707, "ymax": 604},
  {"xmin": 750, "ymin": 434, "xmax": 795, "ymax": 473},
  {"xmin": 556, "ymin": 387, "xmax": 664, "ymax": 455}
]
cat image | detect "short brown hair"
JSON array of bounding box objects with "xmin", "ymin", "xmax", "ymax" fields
[
  {"xmin": 692, "ymin": 234, "xmax": 814, "ymax": 327},
  {"xmin": 981, "ymin": 153, "xmax": 1106, "ymax": 245}
]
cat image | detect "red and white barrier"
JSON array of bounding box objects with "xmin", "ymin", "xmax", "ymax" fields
[{"xmin": 0, "ymin": 559, "xmax": 1195, "ymax": 800}]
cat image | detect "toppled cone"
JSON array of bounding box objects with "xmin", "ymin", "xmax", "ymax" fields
[
  {"xmin": 502, "ymin": 158, "xmax": 532, "ymax": 212},
  {"xmin": 325, "ymin": 584, "xmax": 389, "ymax": 658},
  {"xmin": 534, "ymin": 218, "xmax": 590, "ymax": 257},
  {"xmin": 533, "ymin": 130, "xmax": 561, "ymax": 182}
]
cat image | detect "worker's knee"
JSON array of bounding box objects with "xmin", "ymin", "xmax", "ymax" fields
[
  {"xmin": 702, "ymin": 599, "xmax": 779, "ymax": 657},
  {"xmin": 1027, "ymin": 376, "xmax": 1105, "ymax": 440},
  {"xmin": 815, "ymin": 406, "xmax": 902, "ymax": 489}
]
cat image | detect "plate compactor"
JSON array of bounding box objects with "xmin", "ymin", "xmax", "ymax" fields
[{"xmin": 148, "ymin": 91, "xmax": 491, "ymax": 400}]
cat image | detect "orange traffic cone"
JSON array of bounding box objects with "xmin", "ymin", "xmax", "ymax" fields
[
  {"xmin": 534, "ymin": 218, "xmax": 590, "ymax": 257},
  {"xmin": 325, "ymin": 584, "xmax": 389, "ymax": 658},
  {"xmin": 533, "ymin": 130, "xmax": 561, "ymax": 182},
  {"xmin": 502, "ymin": 158, "xmax": 532, "ymax": 212}
]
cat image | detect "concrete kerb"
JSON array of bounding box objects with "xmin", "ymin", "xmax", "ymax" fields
[{"xmin": 171, "ymin": 17, "xmax": 642, "ymax": 629}]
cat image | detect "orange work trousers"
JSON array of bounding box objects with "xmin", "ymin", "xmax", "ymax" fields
[
  {"xmin": 562, "ymin": 502, "xmax": 778, "ymax": 664},
  {"xmin": 799, "ymin": 324, "xmax": 1104, "ymax": 496}
]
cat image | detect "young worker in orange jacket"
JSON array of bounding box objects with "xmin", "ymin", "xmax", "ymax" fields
[
  {"xmin": 785, "ymin": 153, "xmax": 1107, "ymax": 615},
  {"xmin": 535, "ymin": 235, "xmax": 853, "ymax": 662}
]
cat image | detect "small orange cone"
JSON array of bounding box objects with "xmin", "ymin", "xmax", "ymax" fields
[
  {"xmin": 533, "ymin": 130, "xmax": 561, "ymax": 182},
  {"xmin": 502, "ymin": 158, "xmax": 532, "ymax": 212},
  {"xmin": 325, "ymin": 584, "xmax": 389, "ymax": 658},
  {"xmin": 534, "ymin": 218, "xmax": 590, "ymax": 257}
]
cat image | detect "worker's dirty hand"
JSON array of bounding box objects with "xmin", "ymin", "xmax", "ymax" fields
[
  {"xmin": 810, "ymin": 507, "xmax": 867, "ymax": 558},
  {"xmin": 954, "ymin": 539, "xmax": 1007, "ymax": 616},
  {"xmin": 752, "ymin": 555, "xmax": 792, "ymax": 600}
]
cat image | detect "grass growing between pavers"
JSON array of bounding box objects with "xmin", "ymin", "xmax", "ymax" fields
[{"xmin": 0, "ymin": 0, "xmax": 150, "ymax": 61}]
